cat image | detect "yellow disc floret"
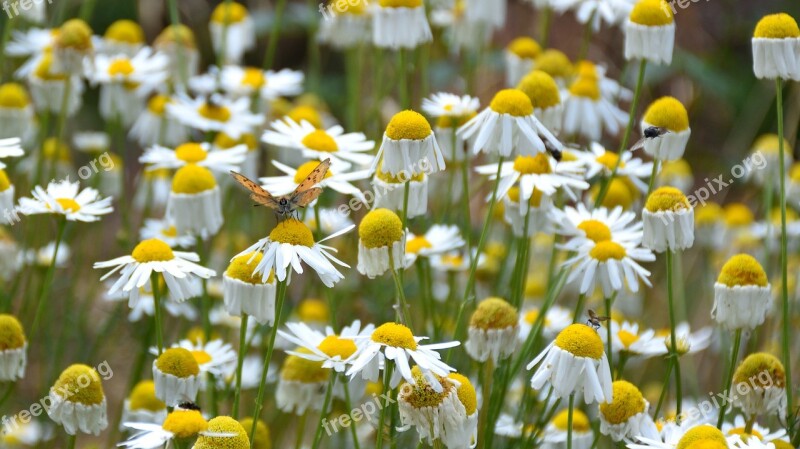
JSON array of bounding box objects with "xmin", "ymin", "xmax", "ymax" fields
[
  {"xmin": 155, "ymin": 24, "xmax": 197, "ymax": 49},
  {"xmin": 645, "ymin": 186, "xmax": 690, "ymax": 212},
  {"xmin": 733, "ymin": 352, "xmax": 785, "ymax": 388},
  {"xmin": 400, "ymin": 366, "xmax": 452, "ymax": 409},
  {"xmin": 211, "ymin": 2, "xmax": 250, "ymax": 24},
  {"xmin": 555, "ymin": 324, "xmax": 604, "ymax": 359},
  {"xmin": 281, "ymin": 348, "xmax": 330, "ymax": 383},
  {"xmin": 754, "ymin": 13, "xmax": 800, "ymax": 39},
  {"xmin": 448, "ymin": 373, "xmax": 477, "ymax": 415},
  {"xmin": 175, "ymin": 143, "xmax": 208, "ymax": 163},
  {"xmin": 198, "ymin": 102, "xmax": 231, "ymax": 122},
  {"xmin": 297, "ymin": 298, "xmax": 329, "ymax": 323},
  {"xmin": 470, "ymin": 297, "xmax": 518, "ymax": 330},
  {"xmin": 156, "ymin": 348, "xmax": 201, "ymax": 378},
  {"xmin": 590, "ymin": 241, "xmax": 627, "ymax": 261},
  {"xmin": 147, "ymin": 94, "xmax": 171, "ymax": 115},
  {"xmin": 239, "ymin": 417, "xmax": 271, "ymax": 449},
  {"xmin": 489, "ymin": 89, "xmax": 534, "ymax": 117},
  {"xmin": 643, "ymin": 97, "xmax": 690, "ymax": 132},
  {"xmin": 53, "ymin": 364, "xmax": 105, "ymax": 405},
  {"xmin": 359, "ymin": 208, "xmax": 403, "ymax": 249},
  {"xmin": 194, "ymin": 416, "xmax": 250, "ymax": 449},
  {"xmin": 379, "ymin": 0, "xmax": 423, "ymax": 8},
  {"xmin": 684, "ymin": 441, "xmax": 728, "ymax": 449},
  {"xmin": 406, "ymin": 236, "xmax": 433, "ymax": 254},
  {"xmin": 513, "ymin": 153, "xmax": 552, "ymax": 175},
  {"xmin": 0, "ymin": 314, "xmax": 26, "ymax": 350},
  {"xmin": 675, "ymin": 425, "xmax": 728, "ymax": 449},
  {"xmin": 717, "ymin": 254, "xmax": 768, "ymax": 287},
  {"xmin": 0, "ymin": 170, "xmax": 11, "ymax": 192},
  {"xmin": 517, "ymin": 71, "xmax": 561, "ymax": 109},
  {"xmin": 128, "ymin": 380, "xmax": 165, "ymax": 412},
  {"xmin": 269, "ymin": 219, "xmax": 315, "ymax": 247},
  {"xmin": 132, "ymin": 238, "xmax": 175, "ymax": 263},
  {"xmin": 301, "ymin": 130, "xmax": 339, "ymax": 152},
  {"xmin": 0, "ymin": 83, "xmax": 31, "ymax": 108},
  {"xmin": 386, "ymin": 110, "xmax": 432, "ymax": 140},
  {"xmin": 600, "ymin": 380, "xmax": 646, "ymax": 424},
  {"xmin": 172, "ymin": 164, "xmax": 217, "ymax": 194},
  {"xmin": 507, "ymin": 37, "xmax": 541, "ymax": 59},
  {"xmin": 629, "ymin": 0, "xmax": 674, "ymax": 26},
  {"xmin": 56, "ymin": 19, "xmax": 93, "ymax": 51},
  {"xmin": 534, "ymin": 50, "xmax": 573, "ymax": 79},
  {"xmin": 162, "ymin": 409, "xmax": 208, "ymax": 439},
  {"xmin": 371, "ymin": 322, "xmax": 418, "ymax": 350},
  {"xmin": 694, "ymin": 203, "xmax": 722, "ymax": 226},
  {"xmin": 577, "ymin": 220, "xmax": 612, "ymax": 243},
  {"xmin": 593, "ymin": 178, "xmax": 635, "ymax": 210},
  {"xmin": 752, "ymin": 134, "xmax": 793, "ymax": 155},
  {"xmin": 226, "ymin": 252, "xmax": 274, "ymax": 284},
  {"xmin": 552, "ymin": 408, "xmax": 590, "ymax": 431},
  {"xmin": 724, "ymin": 203, "xmax": 754, "ymax": 227},
  {"xmin": 104, "ymin": 20, "xmax": 145, "ymax": 44},
  {"xmin": 318, "ymin": 335, "xmax": 358, "ymax": 359},
  {"xmin": 569, "ymin": 75, "xmax": 601, "ymax": 100},
  {"xmin": 287, "ymin": 106, "xmax": 323, "ymax": 128}
]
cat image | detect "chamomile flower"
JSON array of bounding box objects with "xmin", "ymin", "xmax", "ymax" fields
[
  {"xmin": 606, "ymin": 321, "xmax": 664, "ymax": 358},
  {"xmin": 140, "ymin": 218, "xmax": 195, "ymax": 248},
  {"xmin": 404, "ymin": 224, "xmax": 465, "ymax": 267},
  {"xmin": 318, "ymin": 0, "xmax": 372, "ymax": 49},
  {"xmin": 642, "ymin": 187, "xmax": 695, "ymax": 252},
  {"xmin": 624, "ymin": 0, "xmax": 675, "ymax": 64},
  {"xmin": 528, "ymin": 323, "xmax": 613, "ymax": 403},
  {"xmin": 517, "ymin": 70, "xmax": 564, "ymax": 134},
  {"xmin": 141, "ymin": 142, "xmax": 247, "ymax": 174},
  {"xmin": 372, "ymin": 165, "xmax": 428, "ymax": 218},
  {"xmin": 373, "ymin": 110, "xmax": 446, "ymax": 176},
  {"xmin": 723, "ymin": 415, "xmax": 787, "ymax": 445},
  {"xmin": 372, "ymin": 0, "xmax": 433, "ymax": 49},
  {"xmin": 551, "ymin": 203, "xmax": 644, "ymax": 252},
  {"xmin": 119, "ymin": 407, "xmax": 208, "ymax": 449},
  {"xmin": 358, "ymin": 208, "xmax": 406, "ymax": 278},
  {"xmin": 657, "ymin": 159, "xmax": 693, "ymax": 193},
  {"xmin": 541, "ymin": 408, "xmax": 594, "ymax": 449},
  {"xmin": 430, "ymin": 1, "xmax": 492, "ymax": 53},
  {"xmin": 47, "ymin": 364, "xmax": 108, "ymax": 436},
  {"xmin": 276, "ymin": 347, "xmax": 330, "ymax": 414},
  {"xmin": 533, "ymin": 49, "xmax": 575, "ymax": 86},
  {"xmin": 26, "ymin": 50, "xmax": 85, "ymax": 116},
  {"xmin": 94, "ymin": 238, "xmax": 215, "ymax": 305},
  {"xmin": 0, "ymin": 83, "xmax": 37, "ymax": 145},
  {"xmin": 752, "ymin": 13, "xmax": 800, "ymax": 81},
  {"xmin": 641, "ymin": 97, "xmax": 691, "ymax": 161},
  {"xmin": 167, "ymin": 94, "xmax": 264, "ymax": 139},
  {"xmin": 0, "ymin": 314, "xmax": 27, "ymax": 382},
  {"xmin": 154, "ymin": 24, "xmax": 200, "ymax": 84},
  {"xmin": 130, "ymin": 94, "xmax": 190, "ymax": 147},
  {"xmin": 476, "ymin": 152, "xmax": 589, "ymax": 206},
  {"xmin": 209, "ymin": 2, "xmax": 255, "ymax": 64},
  {"xmin": 167, "ymin": 164, "xmax": 224, "ymax": 239},
  {"xmin": 423, "ymin": 92, "xmax": 480, "ymax": 118},
  {"xmin": 712, "ymin": 254, "xmax": 772, "ymax": 331},
  {"xmin": 152, "ymin": 348, "xmax": 202, "ymax": 405},
  {"xmin": 263, "ymin": 118, "xmax": 375, "ymax": 169},
  {"xmin": 278, "ymin": 320, "xmax": 375, "ymax": 372},
  {"xmin": 72, "ymin": 131, "xmax": 109, "ymax": 154},
  {"xmin": 120, "ymin": 381, "xmax": 167, "ymax": 430},
  {"xmin": 550, "ymin": 0, "xmax": 635, "ymax": 31},
  {"xmin": 223, "ymin": 252, "xmax": 277, "ymax": 325},
  {"xmin": 502, "ymin": 187, "xmax": 554, "ymax": 237},
  {"xmin": 505, "ymin": 37, "xmax": 542, "ymax": 87},
  {"xmin": 465, "ymin": 297, "xmax": 520, "ymax": 363},
  {"xmin": 518, "ymin": 304, "xmax": 573, "ymax": 340},
  {"xmin": 458, "ymin": 89, "xmax": 562, "ymax": 157},
  {"xmin": 346, "ymin": 322, "xmax": 460, "ymax": 392},
  {"xmin": 235, "ymin": 218, "xmax": 353, "ymax": 287},
  {"xmin": 0, "ymin": 420, "xmax": 53, "ymax": 447},
  {"xmin": 98, "ymin": 19, "xmax": 145, "ymax": 56},
  {"xmin": 193, "ymin": 416, "xmax": 250, "ymax": 449},
  {"xmin": 562, "ymin": 239, "xmax": 655, "ymax": 297},
  {"xmin": 599, "ymin": 380, "xmax": 660, "ymax": 441},
  {"xmin": 260, "ymin": 159, "xmax": 370, "ymax": 203},
  {"xmin": 190, "ymin": 66, "xmax": 304, "ymax": 104},
  {"xmin": 22, "ymin": 240, "xmax": 70, "ymax": 268},
  {"xmin": 655, "ymin": 322, "xmax": 713, "ymax": 356},
  {"xmin": 87, "ymin": 48, "xmax": 169, "ymax": 126},
  {"xmin": 629, "ymin": 423, "xmax": 730, "ymax": 449},
  {"xmin": 169, "ymin": 339, "xmax": 237, "ymax": 380},
  {"xmin": 562, "ymin": 63, "xmax": 629, "ymax": 141},
  {"xmin": 51, "ymin": 19, "xmax": 94, "ymax": 75},
  {"xmin": 18, "ymin": 179, "xmax": 113, "ymax": 222}
]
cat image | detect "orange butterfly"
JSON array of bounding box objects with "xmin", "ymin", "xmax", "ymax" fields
[{"xmin": 230, "ymin": 158, "xmax": 331, "ymax": 218}]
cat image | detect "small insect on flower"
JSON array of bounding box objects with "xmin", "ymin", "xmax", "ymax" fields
[
  {"xmin": 629, "ymin": 126, "xmax": 670, "ymax": 152},
  {"xmin": 230, "ymin": 158, "xmax": 331, "ymax": 219},
  {"xmin": 587, "ymin": 309, "xmax": 610, "ymax": 330}
]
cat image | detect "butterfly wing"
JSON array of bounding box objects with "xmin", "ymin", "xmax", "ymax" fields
[
  {"xmin": 291, "ymin": 187, "xmax": 324, "ymax": 208},
  {"xmin": 230, "ymin": 171, "xmax": 279, "ymax": 209},
  {"xmin": 290, "ymin": 158, "xmax": 331, "ymax": 197}
]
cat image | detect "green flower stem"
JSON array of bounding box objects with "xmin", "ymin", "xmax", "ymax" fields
[
  {"xmin": 567, "ymin": 394, "xmax": 575, "ymax": 449},
  {"xmin": 232, "ymin": 313, "xmax": 249, "ymax": 419},
  {"xmin": 477, "ymin": 359, "xmax": 494, "ymax": 449},
  {"xmin": 716, "ymin": 329, "xmax": 742, "ymax": 428},
  {"xmin": 653, "ymin": 359, "xmax": 673, "ymax": 419},
  {"xmin": 375, "ymin": 363, "xmax": 394, "ymax": 449},
  {"xmin": 167, "ymin": 0, "xmax": 189, "ymax": 86},
  {"xmin": 647, "ymin": 159, "xmax": 660, "ymax": 196},
  {"xmin": 388, "ymin": 247, "xmax": 411, "ymax": 328},
  {"xmin": 666, "ymin": 250, "xmax": 682, "ymax": 418},
  {"xmin": 151, "ymin": 273, "xmax": 165, "ymax": 355},
  {"xmin": 342, "ymin": 376, "xmax": 362, "ymax": 449},
  {"xmin": 311, "ymin": 374, "xmax": 336, "ymax": 449},
  {"xmin": 66, "ymin": 434, "xmax": 76, "ymax": 449},
  {"xmin": 31, "ymin": 217, "xmax": 66, "ymax": 335},
  {"xmin": 263, "ymin": 0, "xmax": 289, "ymax": 70}
]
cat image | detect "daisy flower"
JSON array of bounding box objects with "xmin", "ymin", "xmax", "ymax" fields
[
  {"xmin": 423, "ymin": 93, "xmax": 481, "ymax": 161},
  {"xmin": 25, "ymin": 50, "xmax": 85, "ymax": 116},
  {"xmin": 119, "ymin": 406, "xmax": 209, "ymax": 449},
  {"xmin": 51, "ymin": 19, "xmax": 94, "ymax": 75},
  {"xmin": 0, "ymin": 137, "xmax": 24, "ymax": 168},
  {"xmin": 120, "ymin": 380, "xmax": 167, "ymax": 431},
  {"xmin": 223, "ymin": 252, "xmax": 277, "ymax": 325},
  {"xmin": 191, "ymin": 65, "xmax": 304, "ymax": 103},
  {"xmin": 541, "ymin": 408, "xmax": 594, "ymax": 449},
  {"xmin": 518, "ymin": 304, "xmax": 573, "ymax": 341},
  {"xmin": 152, "ymin": 348, "xmax": 202, "ymax": 405},
  {"xmin": 475, "ymin": 152, "xmax": 589, "ymax": 206},
  {"xmin": 458, "ymin": 88, "xmax": 562, "ymax": 157},
  {"xmin": 372, "ymin": 0, "xmax": 433, "ymax": 49},
  {"xmin": 263, "ymin": 117, "xmax": 375, "ymax": 169},
  {"xmin": 276, "ymin": 347, "xmax": 331, "ymax": 415},
  {"xmin": 372, "ymin": 167, "xmax": 429, "ymax": 219},
  {"xmin": 235, "ymin": 218, "xmax": 353, "ymax": 287},
  {"xmin": 209, "ymin": 2, "xmax": 255, "ymax": 64},
  {"xmin": 167, "ymin": 164, "xmax": 224, "ymax": 239},
  {"xmin": 563, "ymin": 238, "xmax": 655, "ymax": 297},
  {"xmin": 712, "ymin": 254, "xmax": 772, "ymax": 331},
  {"xmin": 465, "ymin": 297, "xmax": 519, "ymax": 364},
  {"xmin": 372, "ymin": 110, "xmax": 446, "ymax": 176},
  {"xmin": 140, "ymin": 218, "xmax": 195, "ymax": 248},
  {"xmin": 318, "ymin": 0, "xmax": 372, "ymax": 49},
  {"xmin": 169, "ymin": 339, "xmax": 237, "ymax": 379},
  {"xmin": 404, "ymin": 224, "xmax": 465, "ymax": 267},
  {"xmin": 154, "ymin": 24, "xmax": 200, "ymax": 84},
  {"xmin": 93, "ymin": 238, "xmax": 215, "ymax": 306},
  {"xmin": 504, "ymin": 37, "xmax": 542, "ymax": 87},
  {"xmin": 550, "ymin": 0, "xmax": 635, "ymax": 31},
  {"xmin": 517, "ymin": 70, "xmax": 564, "ymax": 134},
  {"xmin": 141, "ymin": 141, "xmax": 247, "ymax": 174},
  {"xmin": 640, "ymin": 97, "xmax": 691, "ymax": 161},
  {"xmin": 430, "ymin": 1, "xmax": 492, "ymax": 54},
  {"xmin": 0, "ymin": 420, "xmax": 53, "ymax": 447},
  {"xmin": 72, "ymin": 131, "xmax": 110, "ymax": 154},
  {"xmin": 0, "ymin": 83, "xmax": 37, "ymax": 146},
  {"xmin": 213, "ymin": 131, "xmax": 261, "ymax": 179},
  {"xmin": 0, "ymin": 175, "xmax": 15, "ymax": 226},
  {"xmin": 561, "ymin": 63, "xmax": 629, "ymax": 142},
  {"xmin": 346, "ymin": 322, "xmax": 459, "ymax": 392},
  {"xmin": 260, "ymin": 159, "xmax": 370, "ymax": 203},
  {"xmin": 278, "ymin": 320, "xmax": 375, "ymax": 372},
  {"xmin": 551, "ymin": 203, "xmax": 644, "ymax": 251},
  {"xmin": 624, "ymin": 0, "xmax": 675, "ymax": 64},
  {"xmin": 723, "ymin": 414, "xmax": 787, "ymax": 442},
  {"xmin": 130, "ymin": 94, "xmax": 189, "ymax": 148},
  {"xmin": 528, "ymin": 323, "xmax": 612, "ymax": 403},
  {"xmin": 0, "ymin": 314, "xmax": 27, "ymax": 382},
  {"xmin": 629, "ymin": 423, "xmax": 730, "ymax": 449},
  {"xmin": 752, "ymin": 13, "xmax": 800, "ymax": 81},
  {"xmin": 47, "ymin": 364, "xmax": 108, "ymax": 436},
  {"xmin": 599, "ymin": 380, "xmax": 659, "ymax": 442},
  {"xmin": 167, "ymin": 93, "xmax": 264, "ymax": 139},
  {"xmin": 357, "ymin": 208, "xmax": 406, "ymax": 278},
  {"xmin": 21, "ymin": 240, "xmax": 70, "ymax": 268},
  {"xmin": 422, "ymin": 92, "xmax": 480, "ymax": 118},
  {"xmin": 655, "ymin": 322, "xmax": 713, "ymax": 356},
  {"xmin": 657, "ymin": 159, "xmax": 693, "ymax": 193},
  {"xmin": 605, "ymin": 320, "xmax": 664, "ymax": 358},
  {"xmin": 18, "ymin": 179, "xmax": 113, "ymax": 222},
  {"xmin": 97, "ymin": 19, "xmax": 145, "ymax": 56},
  {"xmin": 642, "ymin": 187, "xmax": 695, "ymax": 252},
  {"xmin": 105, "ymin": 285, "xmax": 198, "ymax": 323},
  {"xmin": 193, "ymin": 416, "xmax": 250, "ymax": 449}
]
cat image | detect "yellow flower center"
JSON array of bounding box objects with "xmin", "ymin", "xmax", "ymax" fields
[
  {"xmin": 155, "ymin": 24, "xmax": 197, "ymax": 49},
  {"xmin": 723, "ymin": 203, "xmax": 754, "ymax": 227},
  {"xmin": 227, "ymin": 252, "xmax": 275, "ymax": 284},
  {"xmin": 386, "ymin": 110, "xmax": 432, "ymax": 140},
  {"xmin": 513, "ymin": 153, "xmax": 552, "ymax": 175},
  {"xmin": 718, "ymin": 254, "xmax": 768, "ymax": 287},
  {"xmin": 199, "ymin": 102, "xmax": 232, "ymax": 122},
  {"xmin": 552, "ymin": 409, "xmax": 590, "ymax": 431},
  {"xmin": 156, "ymin": 348, "xmax": 201, "ymax": 378},
  {"xmin": 172, "ymin": 164, "xmax": 217, "ymax": 194},
  {"xmin": 694, "ymin": 203, "xmax": 722, "ymax": 226},
  {"xmin": 643, "ymin": 97, "xmax": 690, "ymax": 132},
  {"xmin": 239, "ymin": 418, "xmax": 270, "ymax": 449},
  {"xmin": 0, "ymin": 82, "xmax": 31, "ymax": 108},
  {"xmin": 191, "ymin": 350, "xmax": 212, "ymax": 366},
  {"xmin": 593, "ymin": 179, "xmax": 636, "ymax": 210},
  {"xmin": 162, "ymin": 409, "xmax": 208, "ymax": 439},
  {"xmin": 175, "ymin": 143, "xmax": 208, "ymax": 163},
  {"xmin": 132, "ymin": 238, "xmax": 175, "ymax": 263},
  {"xmin": 53, "ymin": 364, "xmax": 105, "ymax": 405},
  {"xmin": 34, "ymin": 51, "xmax": 67, "ymax": 81},
  {"xmin": 56, "ymin": 19, "xmax": 93, "ymax": 51},
  {"xmin": 297, "ymin": 298, "xmax": 329, "ymax": 322},
  {"xmin": 517, "ymin": 71, "xmax": 561, "ymax": 109},
  {"xmin": 0, "ymin": 314, "xmax": 26, "ymax": 350},
  {"xmin": 441, "ymin": 254, "xmax": 464, "ymax": 266},
  {"xmin": 752, "ymin": 134, "xmax": 793, "ymax": 156},
  {"xmin": 507, "ymin": 186, "xmax": 544, "ymax": 207},
  {"xmin": 104, "ymin": 19, "xmax": 145, "ymax": 44},
  {"xmin": 359, "ymin": 208, "xmax": 403, "ymax": 249},
  {"xmin": 371, "ymin": 322, "xmax": 418, "ymax": 350},
  {"xmin": 489, "ymin": 89, "xmax": 534, "ymax": 117},
  {"xmin": 754, "ymin": 13, "xmax": 800, "ymax": 38},
  {"xmin": 108, "ymin": 58, "xmax": 135, "ymax": 77},
  {"xmin": 379, "ymin": 0, "xmax": 423, "ymax": 7},
  {"xmin": 599, "ymin": 380, "xmax": 646, "ymax": 424},
  {"xmin": 281, "ymin": 348, "xmax": 330, "ymax": 383},
  {"xmin": 400, "ymin": 366, "xmax": 453, "ymax": 409},
  {"xmin": 194, "ymin": 416, "xmax": 250, "ymax": 449},
  {"xmin": 128, "ymin": 380, "xmax": 165, "ymax": 412},
  {"xmin": 577, "ymin": 220, "xmax": 612, "ymax": 243},
  {"xmin": 375, "ymin": 161, "xmax": 425, "ymax": 183},
  {"xmin": 211, "ymin": 2, "xmax": 250, "ymax": 24},
  {"xmin": 727, "ymin": 428, "xmax": 763, "ymax": 442},
  {"xmin": 470, "ymin": 297, "xmax": 518, "ymax": 330},
  {"xmin": 318, "ymin": 335, "xmax": 358, "ymax": 359},
  {"xmin": 216, "ymin": 132, "xmax": 258, "ymax": 151},
  {"xmin": 661, "ymin": 159, "xmax": 692, "ymax": 177},
  {"xmin": 569, "ymin": 75, "xmax": 601, "ymax": 100},
  {"xmin": 617, "ymin": 329, "xmax": 640, "ymax": 348},
  {"xmin": 629, "ymin": 0, "xmax": 674, "ymax": 26},
  {"xmin": 555, "ymin": 324, "xmax": 604, "ymax": 359},
  {"xmin": 406, "ymin": 236, "xmax": 433, "ymax": 254},
  {"xmin": 676, "ymin": 426, "xmax": 728, "ymax": 449},
  {"xmin": 1, "ymin": 170, "xmax": 16, "ymax": 192},
  {"xmin": 269, "ymin": 219, "xmax": 315, "ymax": 247},
  {"xmin": 447, "ymin": 373, "xmax": 477, "ymax": 415},
  {"xmin": 684, "ymin": 441, "xmax": 728, "ymax": 449},
  {"xmin": 507, "ymin": 37, "xmax": 541, "ymax": 59},
  {"xmin": 241, "ymin": 67, "xmax": 266, "ymax": 88},
  {"xmin": 54, "ymin": 197, "xmax": 80, "ymax": 213},
  {"xmin": 596, "ymin": 151, "xmax": 625, "ymax": 170},
  {"xmin": 287, "ymin": 106, "xmax": 323, "ymax": 129},
  {"xmin": 590, "ymin": 241, "xmax": 627, "ymax": 262},
  {"xmin": 645, "ymin": 186, "xmax": 690, "ymax": 212},
  {"xmin": 300, "ymin": 130, "xmax": 339, "ymax": 152},
  {"xmin": 733, "ymin": 352, "xmax": 786, "ymax": 388},
  {"xmin": 148, "ymin": 94, "xmax": 171, "ymax": 115},
  {"xmin": 535, "ymin": 50, "xmax": 574, "ymax": 79}
]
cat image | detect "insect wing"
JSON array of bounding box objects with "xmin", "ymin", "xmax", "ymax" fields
[
  {"xmin": 291, "ymin": 187, "xmax": 324, "ymax": 208},
  {"xmin": 230, "ymin": 171, "xmax": 279, "ymax": 209},
  {"xmin": 629, "ymin": 136, "xmax": 647, "ymax": 152},
  {"xmin": 290, "ymin": 159, "xmax": 331, "ymax": 197}
]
